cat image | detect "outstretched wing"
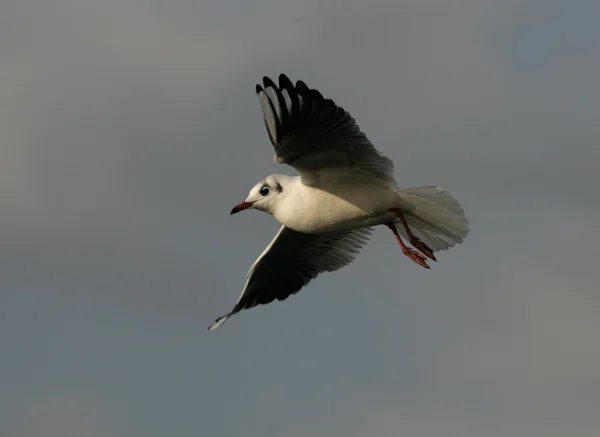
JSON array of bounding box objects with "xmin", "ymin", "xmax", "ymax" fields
[
  {"xmin": 255, "ymin": 74, "xmax": 395, "ymax": 186},
  {"xmin": 208, "ymin": 225, "xmax": 373, "ymax": 330}
]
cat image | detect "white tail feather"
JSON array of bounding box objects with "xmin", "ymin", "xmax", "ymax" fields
[{"xmin": 394, "ymin": 186, "xmax": 469, "ymax": 252}]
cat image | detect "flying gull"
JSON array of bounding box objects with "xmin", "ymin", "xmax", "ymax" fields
[{"xmin": 208, "ymin": 74, "xmax": 469, "ymax": 330}]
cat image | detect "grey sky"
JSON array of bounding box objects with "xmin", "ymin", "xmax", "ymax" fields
[{"xmin": 1, "ymin": 0, "xmax": 599, "ymax": 436}]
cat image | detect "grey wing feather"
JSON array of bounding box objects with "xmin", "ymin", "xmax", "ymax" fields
[
  {"xmin": 255, "ymin": 74, "xmax": 395, "ymax": 185},
  {"xmin": 208, "ymin": 225, "xmax": 373, "ymax": 330}
]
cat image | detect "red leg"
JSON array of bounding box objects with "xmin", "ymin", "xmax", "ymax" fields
[
  {"xmin": 385, "ymin": 223, "xmax": 430, "ymax": 269},
  {"xmin": 389, "ymin": 209, "xmax": 437, "ymax": 261}
]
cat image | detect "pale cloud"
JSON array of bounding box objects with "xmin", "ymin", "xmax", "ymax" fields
[
  {"xmin": 290, "ymin": 402, "xmax": 600, "ymax": 437},
  {"xmin": 284, "ymin": 259, "xmax": 600, "ymax": 437},
  {"xmin": 441, "ymin": 263, "xmax": 600, "ymax": 396},
  {"xmin": 6, "ymin": 390, "xmax": 123, "ymax": 437}
]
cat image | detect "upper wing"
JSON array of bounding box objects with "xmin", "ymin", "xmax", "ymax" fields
[
  {"xmin": 255, "ymin": 74, "xmax": 395, "ymax": 186},
  {"xmin": 208, "ymin": 225, "xmax": 373, "ymax": 330}
]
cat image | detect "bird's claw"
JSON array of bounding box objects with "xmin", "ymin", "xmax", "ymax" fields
[
  {"xmin": 402, "ymin": 247, "xmax": 430, "ymax": 269},
  {"xmin": 410, "ymin": 237, "xmax": 436, "ymax": 261}
]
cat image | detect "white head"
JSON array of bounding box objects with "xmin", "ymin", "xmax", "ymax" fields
[{"xmin": 230, "ymin": 174, "xmax": 290, "ymax": 216}]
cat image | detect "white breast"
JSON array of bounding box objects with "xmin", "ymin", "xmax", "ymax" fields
[{"xmin": 273, "ymin": 178, "xmax": 399, "ymax": 234}]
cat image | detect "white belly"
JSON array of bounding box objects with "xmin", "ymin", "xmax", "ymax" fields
[{"xmin": 274, "ymin": 182, "xmax": 400, "ymax": 234}]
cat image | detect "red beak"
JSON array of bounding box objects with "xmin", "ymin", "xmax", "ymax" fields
[{"xmin": 230, "ymin": 201, "xmax": 254, "ymax": 215}]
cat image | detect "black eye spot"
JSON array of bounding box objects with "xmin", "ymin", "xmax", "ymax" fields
[{"xmin": 259, "ymin": 186, "xmax": 270, "ymax": 196}]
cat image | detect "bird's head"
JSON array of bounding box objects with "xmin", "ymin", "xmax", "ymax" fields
[{"xmin": 230, "ymin": 174, "xmax": 287, "ymax": 216}]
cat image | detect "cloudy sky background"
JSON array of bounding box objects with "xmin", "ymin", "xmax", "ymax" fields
[{"xmin": 1, "ymin": 0, "xmax": 599, "ymax": 435}]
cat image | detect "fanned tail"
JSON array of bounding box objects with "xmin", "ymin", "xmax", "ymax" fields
[{"xmin": 394, "ymin": 186, "xmax": 469, "ymax": 252}]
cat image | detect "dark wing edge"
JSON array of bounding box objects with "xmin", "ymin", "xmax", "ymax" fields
[
  {"xmin": 255, "ymin": 74, "xmax": 395, "ymax": 180},
  {"xmin": 207, "ymin": 225, "xmax": 373, "ymax": 331}
]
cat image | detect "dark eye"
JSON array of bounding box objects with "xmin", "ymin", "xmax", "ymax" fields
[{"xmin": 259, "ymin": 186, "xmax": 270, "ymax": 196}]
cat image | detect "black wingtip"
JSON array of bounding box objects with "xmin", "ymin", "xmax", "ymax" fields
[
  {"xmin": 295, "ymin": 79, "xmax": 309, "ymax": 92},
  {"xmin": 257, "ymin": 74, "xmax": 295, "ymax": 94},
  {"xmin": 263, "ymin": 76, "xmax": 278, "ymax": 90},
  {"xmin": 309, "ymin": 88, "xmax": 324, "ymax": 101},
  {"xmin": 278, "ymin": 73, "xmax": 292, "ymax": 87}
]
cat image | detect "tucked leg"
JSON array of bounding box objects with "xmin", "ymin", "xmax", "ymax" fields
[
  {"xmin": 385, "ymin": 223, "xmax": 430, "ymax": 269},
  {"xmin": 389, "ymin": 208, "xmax": 437, "ymax": 261}
]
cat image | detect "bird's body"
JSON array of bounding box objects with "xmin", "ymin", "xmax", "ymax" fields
[
  {"xmin": 265, "ymin": 174, "xmax": 399, "ymax": 234},
  {"xmin": 208, "ymin": 74, "xmax": 470, "ymax": 330}
]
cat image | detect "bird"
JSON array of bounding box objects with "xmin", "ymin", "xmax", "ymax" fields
[{"xmin": 208, "ymin": 74, "xmax": 469, "ymax": 330}]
